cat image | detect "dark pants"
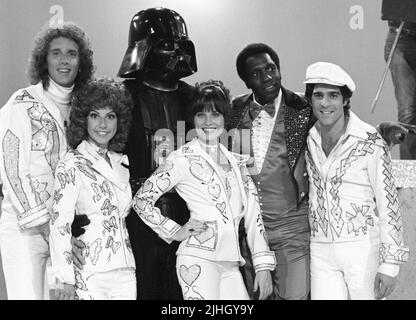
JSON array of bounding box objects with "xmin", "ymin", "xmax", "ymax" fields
[
  {"xmin": 126, "ymin": 193, "xmax": 189, "ymax": 300},
  {"xmin": 239, "ymin": 202, "xmax": 310, "ymax": 300},
  {"xmin": 385, "ymin": 28, "xmax": 416, "ymax": 159}
]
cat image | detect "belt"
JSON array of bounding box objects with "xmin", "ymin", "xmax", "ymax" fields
[{"xmin": 390, "ymin": 27, "xmax": 416, "ymax": 39}]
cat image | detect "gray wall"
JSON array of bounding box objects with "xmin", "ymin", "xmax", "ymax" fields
[
  {"xmin": 0, "ymin": 0, "xmax": 400, "ymax": 150},
  {"xmin": 0, "ymin": 0, "xmax": 404, "ymax": 299}
]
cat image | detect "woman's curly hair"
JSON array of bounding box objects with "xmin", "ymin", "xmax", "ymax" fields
[
  {"xmin": 67, "ymin": 76, "xmax": 133, "ymax": 152},
  {"xmin": 188, "ymin": 80, "xmax": 232, "ymax": 127},
  {"xmin": 27, "ymin": 21, "xmax": 94, "ymax": 90}
]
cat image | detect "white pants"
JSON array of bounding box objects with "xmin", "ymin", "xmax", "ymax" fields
[
  {"xmin": 0, "ymin": 213, "xmax": 50, "ymax": 300},
  {"xmin": 176, "ymin": 255, "xmax": 249, "ymax": 300},
  {"xmin": 75, "ymin": 267, "xmax": 136, "ymax": 300},
  {"xmin": 310, "ymin": 241, "xmax": 379, "ymax": 300}
]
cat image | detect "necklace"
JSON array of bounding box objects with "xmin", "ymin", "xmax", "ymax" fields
[
  {"xmin": 45, "ymin": 78, "xmax": 73, "ymax": 128},
  {"xmin": 97, "ymin": 146, "xmax": 112, "ymax": 167},
  {"xmin": 56, "ymin": 104, "xmax": 71, "ymax": 128},
  {"xmin": 63, "ymin": 109, "xmax": 70, "ymax": 128},
  {"xmin": 97, "ymin": 147, "xmax": 108, "ymax": 157}
]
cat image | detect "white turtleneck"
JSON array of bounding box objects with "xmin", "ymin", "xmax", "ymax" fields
[{"xmin": 44, "ymin": 77, "xmax": 74, "ymax": 126}]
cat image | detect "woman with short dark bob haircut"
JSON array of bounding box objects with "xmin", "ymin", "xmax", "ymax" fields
[
  {"xmin": 132, "ymin": 80, "xmax": 275, "ymax": 300},
  {"xmin": 27, "ymin": 21, "xmax": 94, "ymax": 91},
  {"xmin": 49, "ymin": 77, "xmax": 137, "ymax": 300},
  {"xmin": 0, "ymin": 21, "xmax": 94, "ymax": 299},
  {"xmin": 187, "ymin": 79, "xmax": 232, "ymax": 127}
]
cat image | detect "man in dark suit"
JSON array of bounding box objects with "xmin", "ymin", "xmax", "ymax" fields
[{"xmin": 228, "ymin": 43, "xmax": 313, "ymax": 300}]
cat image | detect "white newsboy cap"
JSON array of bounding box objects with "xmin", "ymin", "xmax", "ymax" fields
[{"xmin": 304, "ymin": 62, "xmax": 356, "ymax": 93}]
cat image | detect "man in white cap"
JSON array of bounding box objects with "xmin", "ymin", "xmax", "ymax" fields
[{"xmin": 304, "ymin": 62, "xmax": 409, "ymax": 300}]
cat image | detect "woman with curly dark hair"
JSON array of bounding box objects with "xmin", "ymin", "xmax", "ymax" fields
[
  {"xmin": 49, "ymin": 77, "xmax": 136, "ymax": 300},
  {"xmin": 0, "ymin": 21, "xmax": 94, "ymax": 299},
  {"xmin": 66, "ymin": 78, "xmax": 132, "ymax": 153},
  {"xmin": 132, "ymin": 80, "xmax": 275, "ymax": 300}
]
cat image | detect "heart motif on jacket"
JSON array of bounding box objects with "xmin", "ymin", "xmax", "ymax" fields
[
  {"xmin": 156, "ymin": 177, "xmax": 171, "ymax": 192},
  {"xmin": 194, "ymin": 227, "xmax": 215, "ymax": 244},
  {"xmin": 144, "ymin": 211, "xmax": 161, "ymax": 225},
  {"xmin": 155, "ymin": 160, "xmax": 174, "ymax": 175},
  {"xmin": 133, "ymin": 197, "xmax": 148, "ymax": 212},
  {"xmin": 208, "ymin": 184, "xmax": 221, "ymax": 199},
  {"xmin": 190, "ymin": 161, "xmax": 213, "ymax": 184},
  {"xmin": 216, "ymin": 202, "xmax": 226, "ymax": 213},
  {"xmin": 179, "ymin": 264, "xmax": 201, "ymax": 286},
  {"xmin": 141, "ymin": 180, "xmax": 153, "ymax": 193}
]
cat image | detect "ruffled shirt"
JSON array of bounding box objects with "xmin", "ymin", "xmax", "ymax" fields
[{"xmin": 251, "ymin": 90, "xmax": 282, "ymax": 173}]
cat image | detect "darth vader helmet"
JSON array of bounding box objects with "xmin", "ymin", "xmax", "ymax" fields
[{"xmin": 117, "ymin": 7, "xmax": 197, "ymax": 79}]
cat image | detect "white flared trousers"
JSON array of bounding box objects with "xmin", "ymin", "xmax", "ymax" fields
[
  {"xmin": 75, "ymin": 267, "xmax": 136, "ymax": 300},
  {"xmin": 0, "ymin": 212, "xmax": 50, "ymax": 300},
  {"xmin": 310, "ymin": 240, "xmax": 379, "ymax": 300},
  {"xmin": 176, "ymin": 255, "xmax": 249, "ymax": 300}
]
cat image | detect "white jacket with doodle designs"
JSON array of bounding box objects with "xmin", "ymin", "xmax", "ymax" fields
[
  {"xmin": 306, "ymin": 112, "xmax": 409, "ymax": 277},
  {"xmin": 133, "ymin": 138, "xmax": 276, "ymax": 273},
  {"xmin": 0, "ymin": 82, "xmax": 68, "ymax": 229},
  {"xmin": 49, "ymin": 140, "xmax": 135, "ymax": 286}
]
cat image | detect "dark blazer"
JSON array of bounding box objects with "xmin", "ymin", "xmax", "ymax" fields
[{"xmin": 227, "ymin": 87, "xmax": 315, "ymax": 204}]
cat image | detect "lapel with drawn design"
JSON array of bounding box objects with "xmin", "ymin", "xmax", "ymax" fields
[
  {"xmin": 21, "ymin": 83, "xmax": 68, "ymax": 172},
  {"xmin": 28, "ymin": 82, "xmax": 67, "ymax": 136},
  {"xmin": 77, "ymin": 141, "xmax": 129, "ymax": 192},
  {"xmin": 184, "ymin": 139, "xmax": 248, "ymax": 220}
]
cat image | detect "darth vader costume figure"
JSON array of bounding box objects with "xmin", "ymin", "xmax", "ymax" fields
[{"xmin": 118, "ymin": 7, "xmax": 197, "ymax": 300}]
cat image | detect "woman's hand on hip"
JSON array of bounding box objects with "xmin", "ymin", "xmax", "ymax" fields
[{"xmin": 171, "ymin": 219, "xmax": 208, "ymax": 242}]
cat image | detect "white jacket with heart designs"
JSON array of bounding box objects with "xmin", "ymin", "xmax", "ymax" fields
[{"xmin": 133, "ymin": 138, "xmax": 276, "ymax": 273}]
